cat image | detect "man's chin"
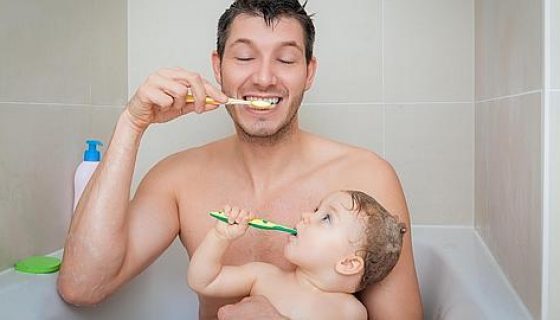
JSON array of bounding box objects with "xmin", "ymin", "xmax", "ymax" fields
[{"xmin": 238, "ymin": 123, "xmax": 283, "ymax": 138}]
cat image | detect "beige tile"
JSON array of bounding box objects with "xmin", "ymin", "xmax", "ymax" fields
[
  {"xmin": 0, "ymin": 0, "xmax": 127, "ymax": 105},
  {"xmin": 0, "ymin": 1, "xmax": 92, "ymax": 103},
  {"xmin": 384, "ymin": 0, "xmax": 474, "ymax": 102},
  {"xmin": 0, "ymin": 103, "xmax": 120, "ymax": 271},
  {"xmin": 475, "ymin": 92, "xmax": 542, "ymax": 319},
  {"xmin": 551, "ymin": 0, "xmax": 560, "ymax": 89},
  {"xmin": 385, "ymin": 103, "xmax": 474, "ymax": 224},
  {"xmin": 299, "ymin": 103, "xmax": 384, "ymax": 153},
  {"xmin": 128, "ymin": 0, "xmax": 230, "ymax": 94},
  {"xmin": 304, "ymin": 0, "xmax": 383, "ymax": 103},
  {"xmin": 133, "ymin": 108, "xmax": 235, "ymax": 191},
  {"xmin": 548, "ymin": 91, "xmax": 560, "ymax": 318},
  {"xmin": 475, "ymin": 0, "xmax": 542, "ymax": 100},
  {"xmin": 90, "ymin": 0, "xmax": 128, "ymax": 105}
]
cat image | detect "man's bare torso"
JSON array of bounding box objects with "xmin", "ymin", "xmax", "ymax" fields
[{"xmin": 160, "ymin": 131, "xmax": 384, "ymax": 319}]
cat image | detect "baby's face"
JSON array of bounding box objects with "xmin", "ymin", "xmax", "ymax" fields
[{"xmin": 284, "ymin": 191, "xmax": 366, "ymax": 271}]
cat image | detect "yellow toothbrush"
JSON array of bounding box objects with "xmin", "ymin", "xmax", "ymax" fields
[{"xmin": 185, "ymin": 95, "xmax": 274, "ymax": 110}]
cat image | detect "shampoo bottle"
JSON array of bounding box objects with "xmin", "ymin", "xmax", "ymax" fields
[{"xmin": 73, "ymin": 140, "xmax": 103, "ymax": 212}]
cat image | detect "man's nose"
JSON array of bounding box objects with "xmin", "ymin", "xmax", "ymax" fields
[{"xmin": 252, "ymin": 60, "xmax": 278, "ymax": 88}]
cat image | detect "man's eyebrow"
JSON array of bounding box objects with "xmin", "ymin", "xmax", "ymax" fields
[
  {"xmin": 229, "ymin": 38, "xmax": 303, "ymax": 53},
  {"xmin": 229, "ymin": 38, "xmax": 254, "ymax": 47},
  {"xmin": 278, "ymin": 41, "xmax": 304, "ymax": 53}
]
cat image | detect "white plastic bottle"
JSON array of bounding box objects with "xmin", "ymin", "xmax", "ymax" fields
[{"xmin": 73, "ymin": 140, "xmax": 103, "ymax": 212}]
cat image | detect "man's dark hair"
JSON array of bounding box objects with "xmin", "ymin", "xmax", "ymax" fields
[{"xmin": 217, "ymin": 0, "xmax": 315, "ymax": 63}]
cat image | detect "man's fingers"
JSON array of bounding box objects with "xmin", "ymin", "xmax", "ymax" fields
[
  {"xmin": 157, "ymin": 68, "xmax": 227, "ymax": 114},
  {"xmin": 144, "ymin": 89, "xmax": 173, "ymax": 110},
  {"xmin": 217, "ymin": 304, "xmax": 233, "ymax": 320},
  {"xmin": 150, "ymin": 74, "xmax": 190, "ymax": 112},
  {"xmin": 203, "ymin": 79, "xmax": 228, "ymax": 103}
]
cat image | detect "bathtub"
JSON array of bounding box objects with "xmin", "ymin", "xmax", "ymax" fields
[{"xmin": 0, "ymin": 226, "xmax": 532, "ymax": 319}]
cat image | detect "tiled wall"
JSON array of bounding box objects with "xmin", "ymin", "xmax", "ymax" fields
[
  {"xmin": 474, "ymin": 0, "xmax": 543, "ymax": 317},
  {"xmin": 546, "ymin": 0, "xmax": 560, "ymax": 318},
  {"xmin": 129, "ymin": 0, "xmax": 474, "ymax": 225},
  {"xmin": 0, "ymin": 0, "xmax": 127, "ymax": 271}
]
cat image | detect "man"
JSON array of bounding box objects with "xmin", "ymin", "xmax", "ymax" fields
[{"xmin": 58, "ymin": 1, "xmax": 423, "ymax": 319}]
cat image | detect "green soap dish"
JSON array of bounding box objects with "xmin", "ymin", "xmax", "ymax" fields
[{"xmin": 14, "ymin": 256, "xmax": 61, "ymax": 274}]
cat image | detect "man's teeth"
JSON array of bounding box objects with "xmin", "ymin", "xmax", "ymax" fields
[{"xmin": 245, "ymin": 96, "xmax": 280, "ymax": 105}]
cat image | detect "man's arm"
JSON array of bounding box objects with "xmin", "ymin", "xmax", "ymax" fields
[
  {"xmin": 57, "ymin": 68, "xmax": 227, "ymax": 305},
  {"xmin": 57, "ymin": 111, "xmax": 181, "ymax": 305},
  {"xmin": 359, "ymin": 159, "xmax": 423, "ymax": 319}
]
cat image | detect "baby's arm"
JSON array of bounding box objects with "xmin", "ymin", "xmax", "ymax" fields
[{"xmin": 188, "ymin": 206, "xmax": 261, "ymax": 297}]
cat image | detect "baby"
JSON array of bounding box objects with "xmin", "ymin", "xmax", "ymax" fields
[{"xmin": 187, "ymin": 190, "xmax": 407, "ymax": 320}]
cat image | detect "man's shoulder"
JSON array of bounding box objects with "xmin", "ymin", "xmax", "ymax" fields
[
  {"xmin": 150, "ymin": 138, "xmax": 234, "ymax": 177},
  {"xmin": 155, "ymin": 136, "xmax": 234, "ymax": 171},
  {"xmin": 309, "ymin": 133, "xmax": 393, "ymax": 175}
]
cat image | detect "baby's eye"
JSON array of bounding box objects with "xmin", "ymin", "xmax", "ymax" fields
[{"xmin": 321, "ymin": 213, "xmax": 331, "ymax": 223}]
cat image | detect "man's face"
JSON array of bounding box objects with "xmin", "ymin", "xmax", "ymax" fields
[
  {"xmin": 212, "ymin": 14, "xmax": 316, "ymax": 140},
  {"xmin": 284, "ymin": 191, "xmax": 366, "ymax": 272}
]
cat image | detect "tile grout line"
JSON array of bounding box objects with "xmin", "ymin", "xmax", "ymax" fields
[
  {"xmin": 381, "ymin": 0, "xmax": 386, "ymax": 158},
  {"xmin": 541, "ymin": 0, "xmax": 551, "ymax": 317},
  {"xmin": 471, "ymin": 0, "xmax": 476, "ymax": 228},
  {"xmin": 303, "ymin": 101, "xmax": 473, "ymax": 106},
  {"xmin": 475, "ymin": 89, "xmax": 542, "ymax": 104},
  {"xmin": 0, "ymin": 101, "xmax": 123, "ymax": 108}
]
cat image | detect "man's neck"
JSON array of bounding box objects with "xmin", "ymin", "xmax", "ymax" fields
[{"xmin": 233, "ymin": 126, "xmax": 308, "ymax": 195}]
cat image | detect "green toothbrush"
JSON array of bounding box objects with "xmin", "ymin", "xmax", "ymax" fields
[{"xmin": 209, "ymin": 211, "xmax": 297, "ymax": 236}]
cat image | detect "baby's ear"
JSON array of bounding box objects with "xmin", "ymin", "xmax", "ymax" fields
[{"xmin": 335, "ymin": 254, "xmax": 364, "ymax": 276}]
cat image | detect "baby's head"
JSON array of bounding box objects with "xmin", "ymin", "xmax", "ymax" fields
[
  {"xmin": 347, "ymin": 190, "xmax": 407, "ymax": 291},
  {"xmin": 284, "ymin": 190, "xmax": 406, "ymax": 293}
]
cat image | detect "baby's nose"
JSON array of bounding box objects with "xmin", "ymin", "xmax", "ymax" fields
[{"xmin": 301, "ymin": 211, "xmax": 312, "ymax": 223}]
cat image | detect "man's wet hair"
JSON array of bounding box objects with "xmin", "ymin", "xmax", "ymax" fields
[
  {"xmin": 217, "ymin": 0, "xmax": 315, "ymax": 63},
  {"xmin": 344, "ymin": 190, "xmax": 407, "ymax": 291}
]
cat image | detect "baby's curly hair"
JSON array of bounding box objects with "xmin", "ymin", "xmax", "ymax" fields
[{"xmin": 344, "ymin": 190, "xmax": 407, "ymax": 291}]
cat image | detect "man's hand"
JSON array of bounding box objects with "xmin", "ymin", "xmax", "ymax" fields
[
  {"xmin": 125, "ymin": 67, "xmax": 227, "ymax": 132},
  {"xmin": 217, "ymin": 296, "xmax": 289, "ymax": 320}
]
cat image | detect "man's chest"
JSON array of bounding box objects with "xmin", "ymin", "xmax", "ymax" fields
[
  {"xmin": 175, "ymin": 159, "xmax": 372, "ymax": 265},
  {"xmin": 177, "ymin": 177, "xmax": 332, "ymax": 265}
]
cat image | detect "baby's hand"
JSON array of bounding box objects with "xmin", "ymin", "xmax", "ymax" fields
[{"xmin": 215, "ymin": 205, "xmax": 253, "ymax": 240}]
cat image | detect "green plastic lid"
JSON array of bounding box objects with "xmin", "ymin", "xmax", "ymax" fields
[{"xmin": 14, "ymin": 256, "xmax": 61, "ymax": 274}]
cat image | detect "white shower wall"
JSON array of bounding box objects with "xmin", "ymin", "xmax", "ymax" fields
[{"xmin": 475, "ymin": 0, "xmax": 544, "ymax": 318}]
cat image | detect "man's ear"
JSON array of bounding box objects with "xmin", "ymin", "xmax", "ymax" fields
[
  {"xmin": 211, "ymin": 51, "xmax": 222, "ymax": 85},
  {"xmin": 304, "ymin": 56, "xmax": 317, "ymax": 91},
  {"xmin": 335, "ymin": 254, "xmax": 364, "ymax": 276}
]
